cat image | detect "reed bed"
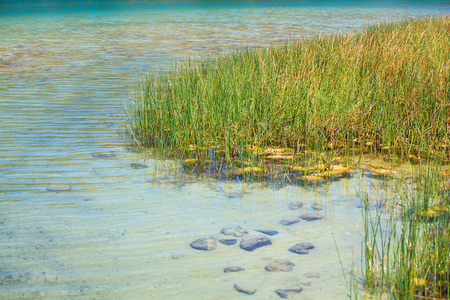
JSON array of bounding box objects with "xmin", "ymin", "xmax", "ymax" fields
[
  {"xmin": 360, "ymin": 165, "xmax": 450, "ymax": 299},
  {"xmin": 128, "ymin": 16, "xmax": 449, "ymax": 175}
]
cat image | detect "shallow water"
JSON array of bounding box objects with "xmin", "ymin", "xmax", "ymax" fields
[{"xmin": 1, "ymin": 1, "xmax": 449, "ymax": 299}]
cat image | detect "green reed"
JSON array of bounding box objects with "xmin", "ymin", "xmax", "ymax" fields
[
  {"xmin": 360, "ymin": 162, "xmax": 450, "ymax": 299},
  {"xmin": 127, "ymin": 17, "xmax": 449, "ymax": 168}
]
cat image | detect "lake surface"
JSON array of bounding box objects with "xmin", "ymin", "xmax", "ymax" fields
[{"xmin": 1, "ymin": 1, "xmax": 449, "ymax": 299}]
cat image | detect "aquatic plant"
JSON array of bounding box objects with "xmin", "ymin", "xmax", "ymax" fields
[
  {"xmin": 359, "ymin": 163, "xmax": 450, "ymax": 299},
  {"xmin": 127, "ymin": 16, "xmax": 450, "ymax": 176}
]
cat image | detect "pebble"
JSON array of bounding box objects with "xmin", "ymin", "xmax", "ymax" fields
[
  {"xmin": 255, "ymin": 229, "xmax": 278, "ymax": 236},
  {"xmin": 240, "ymin": 235, "xmax": 272, "ymax": 251},
  {"xmin": 219, "ymin": 239, "xmax": 237, "ymax": 245},
  {"xmin": 234, "ymin": 283, "xmax": 256, "ymax": 295},
  {"xmin": 46, "ymin": 184, "xmax": 71, "ymax": 191},
  {"xmin": 289, "ymin": 202, "xmax": 304, "ymax": 210},
  {"xmin": 279, "ymin": 218, "xmax": 300, "ymax": 226},
  {"xmin": 289, "ymin": 242, "xmax": 315, "ymax": 254},
  {"xmin": 221, "ymin": 226, "xmax": 248, "ymax": 237},
  {"xmin": 224, "ymin": 266, "xmax": 245, "ymax": 273},
  {"xmin": 275, "ymin": 287, "xmax": 303, "ymax": 298},
  {"xmin": 299, "ymin": 214, "xmax": 323, "ymax": 221},
  {"xmin": 265, "ymin": 259, "xmax": 295, "ymax": 272},
  {"xmin": 190, "ymin": 237, "xmax": 217, "ymax": 251}
]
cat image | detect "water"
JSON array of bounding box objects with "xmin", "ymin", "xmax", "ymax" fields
[{"xmin": 1, "ymin": 1, "xmax": 448, "ymax": 298}]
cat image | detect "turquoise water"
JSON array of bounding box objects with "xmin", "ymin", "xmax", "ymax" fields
[{"xmin": 0, "ymin": 1, "xmax": 449, "ymax": 299}]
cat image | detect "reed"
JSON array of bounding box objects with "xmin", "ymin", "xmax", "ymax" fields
[
  {"xmin": 127, "ymin": 16, "xmax": 449, "ymax": 174},
  {"xmin": 360, "ymin": 163, "xmax": 450, "ymax": 299}
]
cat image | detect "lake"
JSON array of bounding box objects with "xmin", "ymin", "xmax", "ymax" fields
[{"xmin": 1, "ymin": 1, "xmax": 449, "ymax": 298}]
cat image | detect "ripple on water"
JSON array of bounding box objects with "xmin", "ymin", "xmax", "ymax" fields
[{"xmin": 0, "ymin": 1, "xmax": 448, "ymax": 298}]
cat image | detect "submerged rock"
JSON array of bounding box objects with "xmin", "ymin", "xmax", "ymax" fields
[
  {"xmin": 289, "ymin": 202, "xmax": 304, "ymax": 210},
  {"xmin": 265, "ymin": 259, "xmax": 295, "ymax": 272},
  {"xmin": 46, "ymin": 184, "xmax": 71, "ymax": 191},
  {"xmin": 299, "ymin": 214, "xmax": 323, "ymax": 221},
  {"xmin": 224, "ymin": 266, "xmax": 245, "ymax": 273},
  {"xmin": 275, "ymin": 287, "xmax": 303, "ymax": 298},
  {"xmin": 221, "ymin": 226, "xmax": 248, "ymax": 237},
  {"xmin": 234, "ymin": 284, "xmax": 256, "ymax": 295},
  {"xmin": 279, "ymin": 218, "xmax": 300, "ymax": 226},
  {"xmin": 289, "ymin": 242, "xmax": 315, "ymax": 254},
  {"xmin": 190, "ymin": 237, "xmax": 217, "ymax": 251},
  {"xmin": 240, "ymin": 235, "xmax": 272, "ymax": 251},
  {"xmin": 219, "ymin": 239, "xmax": 237, "ymax": 245},
  {"xmin": 255, "ymin": 229, "xmax": 279, "ymax": 236}
]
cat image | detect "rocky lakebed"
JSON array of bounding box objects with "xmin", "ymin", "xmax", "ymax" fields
[{"xmin": 189, "ymin": 201, "xmax": 324, "ymax": 298}]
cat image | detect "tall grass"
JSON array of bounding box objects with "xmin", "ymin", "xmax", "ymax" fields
[
  {"xmin": 360, "ymin": 164, "xmax": 450, "ymax": 299},
  {"xmin": 127, "ymin": 17, "xmax": 449, "ymax": 170}
]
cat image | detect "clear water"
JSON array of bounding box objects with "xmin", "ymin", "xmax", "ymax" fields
[{"xmin": 0, "ymin": 1, "xmax": 448, "ymax": 299}]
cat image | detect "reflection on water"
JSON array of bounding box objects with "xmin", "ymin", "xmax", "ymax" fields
[{"xmin": 0, "ymin": 1, "xmax": 449, "ymax": 298}]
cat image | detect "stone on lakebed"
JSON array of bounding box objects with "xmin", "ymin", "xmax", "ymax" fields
[
  {"xmin": 219, "ymin": 239, "xmax": 237, "ymax": 246},
  {"xmin": 190, "ymin": 237, "xmax": 217, "ymax": 251},
  {"xmin": 234, "ymin": 284, "xmax": 256, "ymax": 295},
  {"xmin": 255, "ymin": 229, "xmax": 278, "ymax": 236},
  {"xmin": 265, "ymin": 259, "xmax": 295, "ymax": 272},
  {"xmin": 240, "ymin": 235, "xmax": 272, "ymax": 251},
  {"xmin": 275, "ymin": 287, "xmax": 303, "ymax": 298},
  {"xmin": 289, "ymin": 242, "xmax": 315, "ymax": 254},
  {"xmin": 279, "ymin": 218, "xmax": 300, "ymax": 226},
  {"xmin": 224, "ymin": 266, "xmax": 245, "ymax": 273},
  {"xmin": 299, "ymin": 214, "xmax": 323, "ymax": 221},
  {"xmin": 221, "ymin": 225, "xmax": 248, "ymax": 237}
]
